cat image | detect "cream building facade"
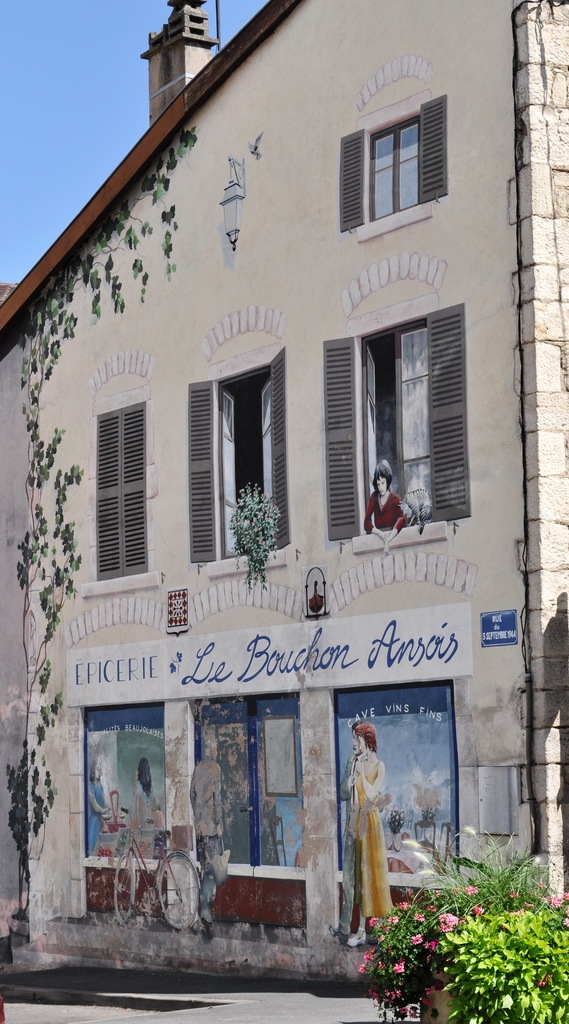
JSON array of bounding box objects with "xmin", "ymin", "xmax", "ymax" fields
[{"xmin": 0, "ymin": 0, "xmax": 567, "ymax": 980}]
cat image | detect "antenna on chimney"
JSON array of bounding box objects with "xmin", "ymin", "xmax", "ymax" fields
[{"xmin": 216, "ymin": 0, "xmax": 221, "ymax": 50}]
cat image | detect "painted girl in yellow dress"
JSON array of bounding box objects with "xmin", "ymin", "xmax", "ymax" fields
[{"xmin": 347, "ymin": 721, "xmax": 392, "ymax": 946}]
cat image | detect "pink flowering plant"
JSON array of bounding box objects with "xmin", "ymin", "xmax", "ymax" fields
[
  {"xmin": 361, "ymin": 898, "xmax": 451, "ymax": 1020},
  {"xmin": 361, "ymin": 834, "xmax": 564, "ymax": 1021}
]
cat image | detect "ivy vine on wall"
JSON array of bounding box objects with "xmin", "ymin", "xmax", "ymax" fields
[{"xmin": 6, "ymin": 125, "xmax": 198, "ymax": 918}]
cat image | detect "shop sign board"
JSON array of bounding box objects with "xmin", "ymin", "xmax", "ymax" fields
[{"xmin": 67, "ymin": 602, "xmax": 473, "ymax": 707}]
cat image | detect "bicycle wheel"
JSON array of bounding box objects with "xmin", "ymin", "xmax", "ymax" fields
[
  {"xmin": 114, "ymin": 851, "xmax": 135, "ymax": 924},
  {"xmin": 157, "ymin": 850, "xmax": 200, "ymax": 930}
]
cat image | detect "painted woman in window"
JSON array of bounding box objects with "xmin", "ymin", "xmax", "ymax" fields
[
  {"xmin": 346, "ymin": 721, "xmax": 392, "ymax": 947},
  {"xmin": 87, "ymin": 762, "xmax": 111, "ymax": 856},
  {"xmin": 363, "ymin": 459, "xmax": 405, "ymax": 555},
  {"xmin": 133, "ymin": 757, "xmax": 163, "ymax": 830}
]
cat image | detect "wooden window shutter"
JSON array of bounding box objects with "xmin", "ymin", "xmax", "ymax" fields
[
  {"xmin": 419, "ymin": 95, "xmax": 448, "ymax": 204},
  {"xmin": 324, "ymin": 338, "xmax": 359, "ymax": 540},
  {"xmin": 270, "ymin": 348, "xmax": 290, "ymax": 549},
  {"xmin": 339, "ymin": 130, "xmax": 365, "ymax": 232},
  {"xmin": 188, "ymin": 381, "xmax": 216, "ymax": 563},
  {"xmin": 428, "ymin": 305, "xmax": 470, "ymax": 521},
  {"xmin": 122, "ymin": 405, "xmax": 147, "ymax": 575},
  {"xmin": 97, "ymin": 404, "xmax": 147, "ymax": 580}
]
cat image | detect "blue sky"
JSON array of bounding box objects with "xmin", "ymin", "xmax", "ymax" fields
[{"xmin": 0, "ymin": 1, "xmax": 265, "ymax": 284}]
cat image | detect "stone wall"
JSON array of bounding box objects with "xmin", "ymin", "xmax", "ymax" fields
[{"xmin": 516, "ymin": 0, "xmax": 569, "ymax": 885}]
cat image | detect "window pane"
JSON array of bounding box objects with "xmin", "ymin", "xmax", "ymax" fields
[
  {"xmin": 224, "ymin": 503, "xmax": 235, "ymax": 555},
  {"xmin": 401, "ymin": 329, "xmax": 428, "ymax": 380},
  {"xmin": 373, "ymin": 134, "xmax": 394, "ymax": 218},
  {"xmin": 402, "ymin": 377, "xmax": 430, "ymax": 460},
  {"xmin": 262, "ymin": 381, "xmax": 271, "ymax": 434},
  {"xmin": 400, "ymin": 155, "xmax": 418, "ymax": 209},
  {"xmin": 375, "ymin": 134, "xmax": 394, "ymax": 168},
  {"xmin": 401, "ymin": 124, "xmax": 419, "ymax": 159},
  {"xmin": 223, "ymin": 438, "xmax": 236, "ymax": 507},
  {"xmin": 222, "ymin": 391, "xmax": 233, "ymax": 437},
  {"xmin": 399, "ymin": 125, "xmax": 419, "ymax": 209},
  {"xmin": 263, "ymin": 435, "xmax": 273, "ymax": 497},
  {"xmin": 367, "ymin": 395, "xmax": 376, "ymax": 491},
  {"xmin": 262, "ymin": 379, "xmax": 273, "ymax": 497},
  {"xmin": 374, "ymin": 168, "xmax": 393, "ymax": 218}
]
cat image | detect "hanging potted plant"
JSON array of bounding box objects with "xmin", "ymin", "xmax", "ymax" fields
[{"xmin": 229, "ymin": 484, "xmax": 280, "ymax": 591}]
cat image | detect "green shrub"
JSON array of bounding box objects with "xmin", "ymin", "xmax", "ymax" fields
[{"xmin": 441, "ymin": 904, "xmax": 569, "ymax": 1024}]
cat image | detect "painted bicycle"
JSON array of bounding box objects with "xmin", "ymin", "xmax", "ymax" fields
[{"xmin": 114, "ymin": 808, "xmax": 199, "ymax": 930}]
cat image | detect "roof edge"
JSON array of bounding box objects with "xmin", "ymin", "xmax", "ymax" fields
[{"xmin": 0, "ymin": 0, "xmax": 304, "ymax": 339}]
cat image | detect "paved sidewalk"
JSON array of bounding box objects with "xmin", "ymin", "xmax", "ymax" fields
[{"xmin": 0, "ymin": 966, "xmax": 379, "ymax": 1024}]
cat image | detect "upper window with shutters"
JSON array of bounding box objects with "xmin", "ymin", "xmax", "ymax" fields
[
  {"xmin": 188, "ymin": 348, "xmax": 289, "ymax": 568},
  {"xmin": 324, "ymin": 306, "xmax": 469, "ymax": 546},
  {"xmin": 97, "ymin": 403, "xmax": 147, "ymax": 580},
  {"xmin": 340, "ymin": 93, "xmax": 447, "ymax": 242}
]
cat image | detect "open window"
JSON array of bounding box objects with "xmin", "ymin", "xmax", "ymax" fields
[
  {"xmin": 188, "ymin": 348, "xmax": 289, "ymax": 564},
  {"xmin": 324, "ymin": 305, "xmax": 469, "ymax": 541}
]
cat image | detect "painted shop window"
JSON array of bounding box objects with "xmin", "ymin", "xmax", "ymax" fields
[
  {"xmin": 85, "ymin": 704, "xmax": 165, "ymax": 858},
  {"xmin": 339, "ymin": 96, "xmax": 447, "ymax": 233},
  {"xmin": 97, "ymin": 403, "xmax": 147, "ymax": 579},
  {"xmin": 195, "ymin": 697, "xmax": 303, "ymax": 869},
  {"xmin": 334, "ymin": 684, "xmax": 458, "ymax": 909},
  {"xmin": 188, "ymin": 349, "xmax": 289, "ymax": 563},
  {"xmin": 323, "ymin": 305, "xmax": 470, "ymax": 542}
]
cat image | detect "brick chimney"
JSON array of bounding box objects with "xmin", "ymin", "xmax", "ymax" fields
[{"xmin": 141, "ymin": 1, "xmax": 218, "ymax": 124}]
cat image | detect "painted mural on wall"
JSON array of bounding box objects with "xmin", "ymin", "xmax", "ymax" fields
[
  {"xmin": 335, "ymin": 683, "xmax": 457, "ymax": 909},
  {"xmin": 197, "ymin": 697, "xmax": 303, "ymax": 871},
  {"xmin": 85, "ymin": 705, "xmax": 166, "ymax": 857},
  {"xmin": 364, "ymin": 458, "xmax": 432, "ymax": 552}
]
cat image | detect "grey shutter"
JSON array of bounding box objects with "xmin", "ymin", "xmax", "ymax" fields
[
  {"xmin": 270, "ymin": 348, "xmax": 289, "ymax": 548},
  {"xmin": 428, "ymin": 305, "xmax": 470, "ymax": 521},
  {"xmin": 97, "ymin": 404, "xmax": 147, "ymax": 580},
  {"xmin": 339, "ymin": 130, "xmax": 365, "ymax": 232},
  {"xmin": 419, "ymin": 95, "xmax": 447, "ymax": 204},
  {"xmin": 122, "ymin": 405, "xmax": 147, "ymax": 575},
  {"xmin": 97, "ymin": 412, "xmax": 122, "ymax": 579},
  {"xmin": 188, "ymin": 381, "xmax": 216, "ymax": 563},
  {"xmin": 324, "ymin": 338, "xmax": 359, "ymax": 540}
]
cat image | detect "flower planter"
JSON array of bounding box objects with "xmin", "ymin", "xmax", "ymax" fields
[{"xmin": 421, "ymin": 985, "xmax": 451, "ymax": 1023}]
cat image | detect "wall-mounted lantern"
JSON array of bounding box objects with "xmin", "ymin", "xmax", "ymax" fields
[
  {"xmin": 220, "ymin": 155, "xmax": 246, "ymax": 250},
  {"xmin": 304, "ymin": 566, "xmax": 328, "ymax": 619}
]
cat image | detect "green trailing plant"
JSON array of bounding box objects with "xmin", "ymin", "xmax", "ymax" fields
[
  {"xmin": 7, "ymin": 325, "xmax": 83, "ymax": 919},
  {"xmin": 361, "ymin": 834, "xmax": 554, "ymax": 1022},
  {"xmin": 229, "ymin": 484, "xmax": 280, "ymax": 591},
  {"xmin": 6, "ymin": 125, "xmax": 198, "ymax": 919}
]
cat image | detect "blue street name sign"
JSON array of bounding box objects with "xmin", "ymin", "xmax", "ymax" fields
[{"xmin": 480, "ymin": 609, "xmax": 518, "ymax": 648}]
